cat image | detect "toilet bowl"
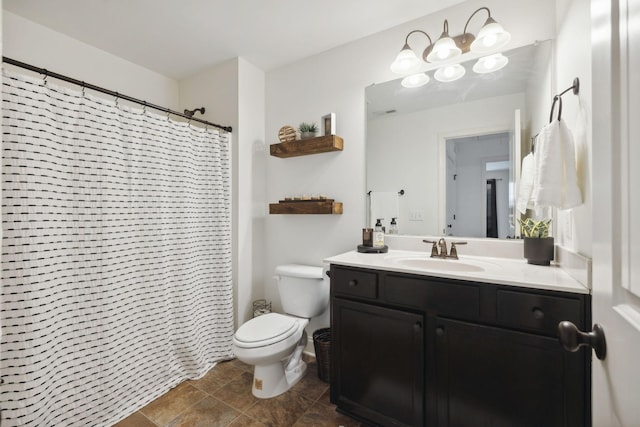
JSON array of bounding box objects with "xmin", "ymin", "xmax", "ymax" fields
[{"xmin": 232, "ymin": 264, "xmax": 329, "ymax": 398}]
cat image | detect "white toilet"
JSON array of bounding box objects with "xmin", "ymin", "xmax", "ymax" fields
[{"xmin": 232, "ymin": 264, "xmax": 329, "ymax": 398}]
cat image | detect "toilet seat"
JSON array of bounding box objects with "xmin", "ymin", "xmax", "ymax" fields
[{"xmin": 234, "ymin": 313, "xmax": 300, "ymax": 349}]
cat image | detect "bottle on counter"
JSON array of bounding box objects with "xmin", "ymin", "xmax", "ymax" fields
[
  {"xmin": 389, "ymin": 217, "xmax": 399, "ymax": 234},
  {"xmin": 373, "ymin": 218, "xmax": 385, "ymax": 248}
]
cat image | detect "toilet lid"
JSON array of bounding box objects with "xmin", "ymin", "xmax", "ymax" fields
[{"xmin": 234, "ymin": 313, "xmax": 298, "ymax": 348}]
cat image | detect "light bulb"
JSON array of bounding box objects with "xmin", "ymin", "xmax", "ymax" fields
[
  {"xmin": 391, "ymin": 47, "xmax": 421, "ymax": 74},
  {"xmin": 444, "ymin": 66, "xmax": 456, "ymax": 78},
  {"xmin": 482, "ymin": 33, "xmax": 498, "ymax": 48},
  {"xmin": 473, "ymin": 53, "xmax": 509, "ymax": 74},
  {"xmin": 434, "ymin": 64, "xmax": 466, "ymax": 82},
  {"xmin": 401, "ymin": 73, "xmax": 430, "ymax": 88}
]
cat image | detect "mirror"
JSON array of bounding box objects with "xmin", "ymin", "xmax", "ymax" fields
[{"xmin": 366, "ymin": 40, "xmax": 553, "ymax": 238}]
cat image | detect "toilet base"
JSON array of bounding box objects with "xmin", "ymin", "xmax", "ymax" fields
[{"xmin": 251, "ymin": 359, "xmax": 307, "ymax": 399}]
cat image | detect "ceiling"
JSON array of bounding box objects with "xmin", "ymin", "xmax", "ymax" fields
[{"xmin": 4, "ymin": 0, "xmax": 466, "ymax": 80}]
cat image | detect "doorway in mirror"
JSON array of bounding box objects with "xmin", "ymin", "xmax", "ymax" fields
[{"xmin": 445, "ymin": 132, "xmax": 512, "ymax": 238}]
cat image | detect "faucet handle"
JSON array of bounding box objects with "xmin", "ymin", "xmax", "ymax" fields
[
  {"xmin": 422, "ymin": 240, "xmax": 439, "ymax": 257},
  {"xmin": 449, "ymin": 241, "xmax": 467, "ymax": 259}
]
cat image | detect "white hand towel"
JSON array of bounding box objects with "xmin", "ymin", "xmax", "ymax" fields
[
  {"xmin": 517, "ymin": 152, "xmax": 535, "ymax": 214},
  {"xmin": 532, "ymin": 119, "xmax": 582, "ymax": 209},
  {"xmin": 369, "ymin": 191, "xmax": 399, "ymax": 228}
]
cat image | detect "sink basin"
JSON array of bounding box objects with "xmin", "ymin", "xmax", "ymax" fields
[{"xmin": 387, "ymin": 256, "xmax": 491, "ymax": 273}]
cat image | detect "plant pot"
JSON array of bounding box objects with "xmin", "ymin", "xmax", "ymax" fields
[
  {"xmin": 300, "ymin": 131, "xmax": 317, "ymax": 139},
  {"xmin": 523, "ymin": 237, "xmax": 555, "ymax": 266}
]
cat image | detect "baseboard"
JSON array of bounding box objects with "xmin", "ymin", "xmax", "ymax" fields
[{"xmin": 303, "ymin": 335, "xmax": 315, "ymax": 357}]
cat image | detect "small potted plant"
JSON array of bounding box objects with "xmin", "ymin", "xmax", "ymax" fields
[
  {"xmin": 299, "ymin": 122, "xmax": 318, "ymax": 139},
  {"xmin": 518, "ymin": 218, "xmax": 554, "ymax": 265}
]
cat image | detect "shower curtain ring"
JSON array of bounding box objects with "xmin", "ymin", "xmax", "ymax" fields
[
  {"xmin": 81, "ymin": 82, "xmax": 86, "ymax": 97},
  {"xmin": 42, "ymin": 71, "xmax": 48, "ymax": 85}
]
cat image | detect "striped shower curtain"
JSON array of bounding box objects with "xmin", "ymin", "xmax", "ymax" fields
[{"xmin": 1, "ymin": 70, "xmax": 234, "ymax": 426}]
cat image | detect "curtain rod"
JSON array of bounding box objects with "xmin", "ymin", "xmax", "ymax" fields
[{"xmin": 2, "ymin": 56, "xmax": 233, "ymax": 133}]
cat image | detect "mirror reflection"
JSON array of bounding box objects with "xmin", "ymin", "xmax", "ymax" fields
[{"xmin": 366, "ymin": 40, "xmax": 552, "ymax": 238}]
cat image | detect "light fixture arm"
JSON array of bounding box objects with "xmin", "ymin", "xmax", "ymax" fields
[
  {"xmin": 403, "ymin": 29, "xmax": 433, "ymax": 49},
  {"xmin": 462, "ymin": 6, "xmax": 492, "ymax": 38}
]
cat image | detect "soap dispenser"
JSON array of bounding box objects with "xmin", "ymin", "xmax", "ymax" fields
[
  {"xmin": 373, "ymin": 218, "xmax": 385, "ymax": 248},
  {"xmin": 389, "ymin": 217, "xmax": 399, "ymax": 234}
]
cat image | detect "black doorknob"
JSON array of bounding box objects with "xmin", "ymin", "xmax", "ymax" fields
[{"xmin": 557, "ymin": 321, "xmax": 606, "ymax": 360}]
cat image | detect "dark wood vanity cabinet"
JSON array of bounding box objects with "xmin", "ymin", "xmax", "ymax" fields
[{"xmin": 330, "ymin": 265, "xmax": 591, "ymax": 427}]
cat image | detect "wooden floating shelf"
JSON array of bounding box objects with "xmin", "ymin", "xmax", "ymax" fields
[
  {"xmin": 270, "ymin": 135, "xmax": 343, "ymax": 158},
  {"xmin": 269, "ymin": 200, "xmax": 343, "ymax": 215}
]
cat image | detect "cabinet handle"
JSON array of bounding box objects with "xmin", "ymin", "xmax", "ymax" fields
[
  {"xmin": 532, "ymin": 307, "xmax": 545, "ymax": 319},
  {"xmin": 348, "ymin": 280, "xmax": 358, "ymax": 287},
  {"xmin": 436, "ymin": 326, "xmax": 444, "ymax": 336},
  {"xmin": 557, "ymin": 321, "xmax": 607, "ymax": 360}
]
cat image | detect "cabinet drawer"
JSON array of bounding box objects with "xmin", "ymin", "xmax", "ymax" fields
[
  {"xmin": 332, "ymin": 266, "xmax": 378, "ymax": 300},
  {"xmin": 496, "ymin": 290, "xmax": 583, "ymax": 336},
  {"xmin": 384, "ymin": 274, "xmax": 480, "ymax": 319}
]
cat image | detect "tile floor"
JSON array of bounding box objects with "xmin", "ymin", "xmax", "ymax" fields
[{"xmin": 113, "ymin": 355, "xmax": 366, "ymax": 427}]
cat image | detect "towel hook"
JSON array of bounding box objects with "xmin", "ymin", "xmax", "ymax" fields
[{"xmin": 549, "ymin": 95, "xmax": 563, "ymax": 123}]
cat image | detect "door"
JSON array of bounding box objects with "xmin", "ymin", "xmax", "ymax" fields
[
  {"xmin": 446, "ymin": 146, "xmax": 457, "ymax": 235},
  {"xmin": 591, "ymin": 0, "xmax": 640, "ymax": 424}
]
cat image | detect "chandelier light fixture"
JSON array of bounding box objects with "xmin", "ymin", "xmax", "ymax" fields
[{"xmin": 391, "ymin": 7, "xmax": 511, "ymax": 88}]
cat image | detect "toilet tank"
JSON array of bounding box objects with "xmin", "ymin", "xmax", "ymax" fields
[{"xmin": 275, "ymin": 264, "xmax": 329, "ymax": 318}]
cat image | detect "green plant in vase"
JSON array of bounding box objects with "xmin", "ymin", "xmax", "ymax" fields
[
  {"xmin": 299, "ymin": 122, "xmax": 318, "ymax": 139},
  {"xmin": 518, "ymin": 218, "xmax": 554, "ymax": 265}
]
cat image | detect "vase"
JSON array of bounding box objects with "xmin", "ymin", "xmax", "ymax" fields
[
  {"xmin": 523, "ymin": 237, "xmax": 555, "ymax": 266},
  {"xmin": 300, "ymin": 131, "xmax": 316, "ymax": 139}
]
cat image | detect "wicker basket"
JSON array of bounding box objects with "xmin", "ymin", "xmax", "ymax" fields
[{"xmin": 312, "ymin": 328, "xmax": 331, "ymax": 383}]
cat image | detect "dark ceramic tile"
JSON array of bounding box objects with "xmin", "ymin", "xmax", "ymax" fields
[
  {"xmin": 140, "ymin": 382, "xmax": 207, "ymax": 426},
  {"xmin": 244, "ymin": 391, "xmax": 314, "ymax": 427},
  {"xmin": 214, "ymin": 371, "xmax": 259, "ymax": 412},
  {"xmin": 230, "ymin": 358, "xmax": 254, "ymax": 373},
  {"xmin": 290, "ymin": 364, "xmax": 330, "ymax": 402},
  {"xmin": 227, "ymin": 414, "xmax": 268, "ymax": 427},
  {"xmin": 317, "ymin": 388, "xmax": 332, "ymax": 406},
  {"xmin": 294, "ymin": 402, "xmax": 367, "ymax": 427},
  {"xmin": 165, "ymin": 396, "xmax": 239, "ymax": 427},
  {"xmin": 112, "ymin": 411, "xmax": 157, "ymax": 427},
  {"xmin": 189, "ymin": 360, "xmax": 245, "ymax": 394}
]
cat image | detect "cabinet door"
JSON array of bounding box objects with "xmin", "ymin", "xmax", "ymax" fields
[
  {"xmin": 332, "ymin": 298, "xmax": 424, "ymax": 427},
  {"xmin": 431, "ymin": 317, "xmax": 587, "ymax": 427}
]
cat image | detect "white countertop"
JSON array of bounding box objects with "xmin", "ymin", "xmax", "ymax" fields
[{"xmin": 324, "ymin": 249, "xmax": 590, "ymax": 294}]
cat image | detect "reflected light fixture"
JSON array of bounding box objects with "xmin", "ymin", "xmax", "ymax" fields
[
  {"xmin": 434, "ymin": 64, "xmax": 466, "ymax": 82},
  {"xmin": 390, "ymin": 6, "xmax": 511, "ymax": 82},
  {"xmin": 472, "ymin": 53, "xmax": 509, "ymax": 73},
  {"xmin": 401, "ymin": 72, "xmax": 430, "ymax": 88}
]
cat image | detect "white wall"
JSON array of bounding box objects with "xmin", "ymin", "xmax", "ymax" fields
[
  {"xmin": 238, "ymin": 58, "xmax": 267, "ymax": 324},
  {"xmin": 178, "ymin": 58, "xmax": 266, "ymax": 326},
  {"xmin": 554, "ymin": 0, "xmax": 592, "ymax": 257},
  {"xmin": 3, "ymin": 11, "xmax": 178, "ymax": 108},
  {"xmin": 265, "ymin": 0, "xmax": 556, "ymax": 330}
]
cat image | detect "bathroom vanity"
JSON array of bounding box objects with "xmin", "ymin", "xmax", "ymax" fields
[{"xmin": 326, "ymin": 249, "xmax": 591, "ymax": 427}]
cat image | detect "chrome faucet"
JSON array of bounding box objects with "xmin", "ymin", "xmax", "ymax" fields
[{"xmin": 422, "ymin": 238, "xmax": 467, "ymax": 259}]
